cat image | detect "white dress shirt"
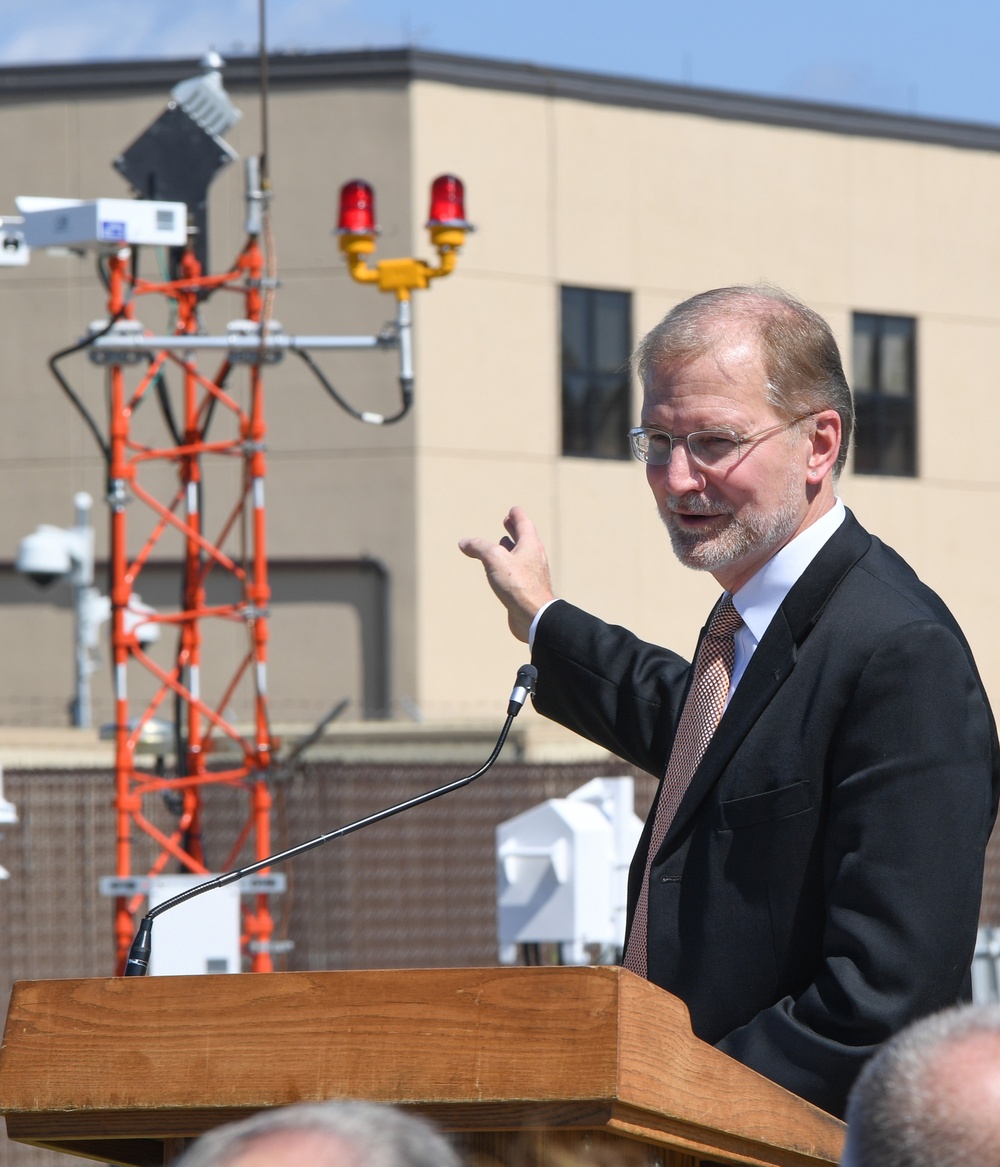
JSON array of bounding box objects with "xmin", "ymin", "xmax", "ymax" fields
[
  {"xmin": 726, "ymin": 499, "xmax": 845, "ymax": 700},
  {"xmin": 530, "ymin": 499, "xmax": 847, "ymax": 708}
]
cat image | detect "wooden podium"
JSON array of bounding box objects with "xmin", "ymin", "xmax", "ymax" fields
[{"xmin": 0, "ymin": 967, "xmax": 844, "ymax": 1167}]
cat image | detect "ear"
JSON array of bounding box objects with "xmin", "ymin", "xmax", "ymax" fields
[{"xmin": 805, "ymin": 410, "xmax": 841, "ymax": 483}]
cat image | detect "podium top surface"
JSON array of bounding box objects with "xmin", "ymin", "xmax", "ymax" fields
[{"xmin": 0, "ymin": 966, "xmax": 844, "ymax": 1167}]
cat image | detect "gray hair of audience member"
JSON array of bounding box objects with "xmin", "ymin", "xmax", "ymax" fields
[
  {"xmin": 632, "ymin": 284, "xmax": 855, "ymax": 477},
  {"xmin": 172, "ymin": 1100, "xmax": 462, "ymax": 1167},
  {"xmin": 841, "ymin": 1002, "xmax": 1000, "ymax": 1167}
]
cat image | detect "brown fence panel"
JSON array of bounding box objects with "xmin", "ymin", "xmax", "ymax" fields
[{"xmin": 0, "ymin": 760, "xmax": 655, "ymax": 1166}]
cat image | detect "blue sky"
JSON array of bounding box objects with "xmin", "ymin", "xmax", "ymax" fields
[{"xmin": 1, "ymin": 1, "xmax": 998, "ymax": 127}]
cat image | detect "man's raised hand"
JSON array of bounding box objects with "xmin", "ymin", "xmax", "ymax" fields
[{"xmin": 459, "ymin": 506, "xmax": 555, "ymax": 643}]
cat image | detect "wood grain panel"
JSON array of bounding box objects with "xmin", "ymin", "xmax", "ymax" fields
[{"xmin": 0, "ymin": 968, "xmax": 844, "ymax": 1167}]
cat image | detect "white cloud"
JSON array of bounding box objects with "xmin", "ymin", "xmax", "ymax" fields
[
  {"xmin": 0, "ymin": 3, "xmax": 157, "ymax": 62},
  {"xmin": 0, "ymin": 0, "xmax": 393, "ymax": 64}
]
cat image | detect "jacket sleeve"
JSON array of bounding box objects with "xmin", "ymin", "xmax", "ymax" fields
[
  {"xmin": 530, "ymin": 600, "xmax": 692, "ymax": 776},
  {"xmin": 717, "ymin": 618, "xmax": 999, "ymax": 1115}
]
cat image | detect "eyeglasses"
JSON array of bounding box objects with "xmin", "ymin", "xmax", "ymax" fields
[{"xmin": 627, "ymin": 414, "xmax": 814, "ymax": 469}]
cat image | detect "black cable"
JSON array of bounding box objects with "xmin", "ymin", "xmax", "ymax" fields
[
  {"xmin": 152, "ymin": 351, "xmax": 231, "ymax": 450},
  {"xmin": 201, "ymin": 360, "xmax": 231, "ymax": 440},
  {"xmin": 48, "ymin": 314, "xmax": 123, "ymax": 466},
  {"xmin": 49, "ymin": 248, "xmax": 148, "ymax": 464},
  {"xmin": 293, "ymin": 346, "xmax": 412, "ymax": 426},
  {"xmin": 153, "ymin": 367, "xmax": 183, "ymax": 446}
]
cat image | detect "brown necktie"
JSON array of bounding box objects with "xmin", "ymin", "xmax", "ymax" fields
[{"xmin": 623, "ymin": 594, "xmax": 743, "ymax": 977}]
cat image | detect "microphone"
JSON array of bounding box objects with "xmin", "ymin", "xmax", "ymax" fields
[
  {"xmin": 507, "ymin": 663, "xmax": 537, "ymax": 716},
  {"xmin": 123, "ymin": 663, "xmax": 537, "ymax": 977}
]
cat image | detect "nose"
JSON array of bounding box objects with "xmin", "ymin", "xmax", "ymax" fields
[{"xmin": 648, "ymin": 439, "xmax": 706, "ymax": 494}]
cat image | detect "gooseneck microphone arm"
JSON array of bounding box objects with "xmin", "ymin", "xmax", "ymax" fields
[{"xmin": 123, "ymin": 663, "xmax": 538, "ymax": 977}]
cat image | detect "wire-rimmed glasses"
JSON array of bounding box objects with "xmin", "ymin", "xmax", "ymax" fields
[{"xmin": 627, "ymin": 414, "xmax": 814, "ymax": 469}]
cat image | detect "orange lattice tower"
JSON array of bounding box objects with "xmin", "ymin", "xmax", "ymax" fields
[
  {"xmin": 42, "ymin": 165, "xmax": 473, "ymax": 974},
  {"xmin": 103, "ymin": 234, "xmax": 278, "ymax": 975}
]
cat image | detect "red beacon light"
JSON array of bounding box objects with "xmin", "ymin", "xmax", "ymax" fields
[
  {"xmin": 426, "ymin": 174, "xmax": 472, "ymax": 229},
  {"xmin": 338, "ymin": 172, "xmax": 471, "ymax": 294},
  {"xmin": 337, "ymin": 179, "xmax": 378, "ymax": 236}
]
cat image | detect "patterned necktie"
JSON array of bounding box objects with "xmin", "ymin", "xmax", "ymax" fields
[{"xmin": 623, "ymin": 593, "xmax": 743, "ymax": 977}]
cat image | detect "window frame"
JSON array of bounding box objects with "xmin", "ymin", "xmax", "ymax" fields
[
  {"xmin": 560, "ymin": 285, "xmax": 633, "ymax": 461},
  {"xmin": 851, "ymin": 311, "xmax": 918, "ymax": 478}
]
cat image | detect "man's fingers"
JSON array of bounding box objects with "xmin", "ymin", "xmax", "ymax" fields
[
  {"xmin": 461, "ymin": 508, "xmax": 533, "ymax": 561},
  {"xmin": 459, "ymin": 508, "xmax": 554, "ymax": 645},
  {"xmin": 458, "ymin": 535, "xmax": 491, "ymax": 561},
  {"xmin": 504, "ymin": 505, "xmax": 537, "ymax": 544}
]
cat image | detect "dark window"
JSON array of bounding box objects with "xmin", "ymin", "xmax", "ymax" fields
[
  {"xmin": 561, "ymin": 287, "xmax": 632, "ymax": 459},
  {"xmin": 852, "ymin": 313, "xmax": 917, "ymax": 477}
]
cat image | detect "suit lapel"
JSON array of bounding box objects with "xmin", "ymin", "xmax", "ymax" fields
[{"xmin": 656, "ymin": 510, "xmax": 872, "ymax": 851}]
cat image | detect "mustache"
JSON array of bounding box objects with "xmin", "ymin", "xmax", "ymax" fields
[{"xmin": 664, "ymin": 493, "xmax": 734, "ymax": 517}]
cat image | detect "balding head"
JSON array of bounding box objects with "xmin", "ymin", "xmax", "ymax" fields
[
  {"xmin": 173, "ymin": 1101, "xmax": 461, "ymax": 1167},
  {"xmin": 633, "ymin": 284, "xmax": 854, "ymax": 476},
  {"xmin": 206, "ymin": 1129, "xmax": 359, "ymax": 1167},
  {"xmin": 841, "ymin": 1004, "xmax": 1000, "ymax": 1167}
]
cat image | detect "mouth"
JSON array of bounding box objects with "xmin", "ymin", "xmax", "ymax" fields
[
  {"xmin": 666, "ymin": 500, "xmax": 731, "ymax": 530},
  {"xmin": 670, "ymin": 511, "xmax": 728, "ymax": 531}
]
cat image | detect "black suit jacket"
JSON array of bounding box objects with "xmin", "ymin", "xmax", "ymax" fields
[{"xmin": 531, "ymin": 511, "xmax": 1000, "ymax": 1116}]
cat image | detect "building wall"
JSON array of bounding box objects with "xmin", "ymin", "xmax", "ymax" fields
[
  {"xmin": 409, "ymin": 77, "xmax": 1000, "ymax": 718},
  {"xmin": 1, "ymin": 53, "xmax": 1000, "ymax": 728}
]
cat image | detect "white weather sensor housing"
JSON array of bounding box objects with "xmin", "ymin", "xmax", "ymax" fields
[{"xmin": 16, "ymin": 197, "xmax": 188, "ymax": 250}]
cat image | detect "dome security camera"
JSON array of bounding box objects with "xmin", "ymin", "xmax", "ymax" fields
[{"xmin": 15, "ymin": 526, "xmax": 73, "ymax": 587}]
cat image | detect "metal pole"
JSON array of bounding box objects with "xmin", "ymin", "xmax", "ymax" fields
[{"xmin": 71, "ymin": 491, "xmax": 94, "ymax": 728}]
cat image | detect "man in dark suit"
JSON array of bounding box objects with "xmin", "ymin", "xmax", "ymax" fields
[{"xmin": 460, "ymin": 285, "xmax": 999, "ymax": 1118}]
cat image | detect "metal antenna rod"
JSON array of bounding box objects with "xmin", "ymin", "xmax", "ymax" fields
[{"xmin": 258, "ymin": 0, "xmax": 270, "ymax": 187}]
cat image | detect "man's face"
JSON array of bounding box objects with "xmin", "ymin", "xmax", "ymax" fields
[{"xmin": 641, "ymin": 337, "xmax": 814, "ymax": 593}]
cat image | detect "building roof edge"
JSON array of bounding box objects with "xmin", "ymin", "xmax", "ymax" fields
[{"xmin": 2, "ymin": 46, "xmax": 1000, "ymax": 152}]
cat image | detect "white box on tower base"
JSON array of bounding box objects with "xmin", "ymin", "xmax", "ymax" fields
[{"xmin": 147, "ymin": 873, "xmax": 241, "ymax": 976}]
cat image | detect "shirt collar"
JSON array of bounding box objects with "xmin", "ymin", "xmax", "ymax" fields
[{"xmin": 731, "ymin": 499, "xmax": 846, "ymax": 642}]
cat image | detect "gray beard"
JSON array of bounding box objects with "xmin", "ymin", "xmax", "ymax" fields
[{"xmin": 661, "ymin": 490, "xmax": 802, "ymax": 575}]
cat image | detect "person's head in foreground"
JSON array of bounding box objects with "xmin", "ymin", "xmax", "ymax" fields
[
  {"xmin": 173, "ymin": 1099, "xmax": 462, "ymax": 1167},
  {"xmin": 841, "ymin": 1002, "xmax": 1000, "ymax": 1167}
]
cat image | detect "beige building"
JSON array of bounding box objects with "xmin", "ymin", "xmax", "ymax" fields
[{"xmin": 1, "ymin": 48, "xmax": 1000, "ymax": 736}]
